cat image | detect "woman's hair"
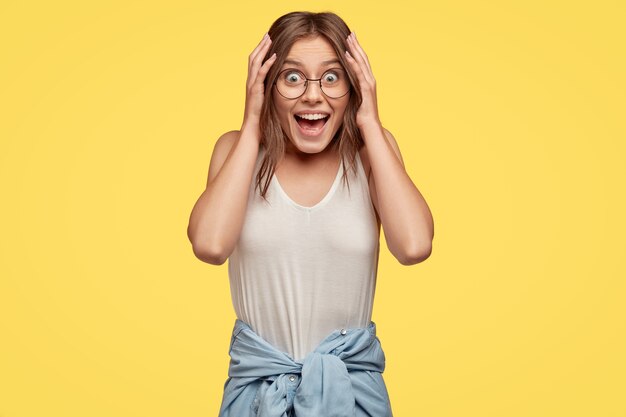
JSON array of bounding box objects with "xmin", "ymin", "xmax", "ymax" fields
[{"xmin": 255, "ymin": 11, "xmax": 364, "ymax": 200}]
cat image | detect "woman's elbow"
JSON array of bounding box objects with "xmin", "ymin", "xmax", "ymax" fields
[
  {"xmin": 191, "ymin": 242, "xmax": 229, "ymax": 265},
  {"xmin": 398, "ymin": 243, "xmax": 432, "ymax": 266}
]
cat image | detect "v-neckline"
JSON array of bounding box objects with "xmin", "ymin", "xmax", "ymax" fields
[{"xmin": 271, "ymin": 157, "xmax": 343, "ymax": 212}]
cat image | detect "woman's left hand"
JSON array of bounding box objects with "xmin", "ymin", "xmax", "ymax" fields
[{"xmin": 344, "ymin": 32, "xmax": 381, "ymax": 130}]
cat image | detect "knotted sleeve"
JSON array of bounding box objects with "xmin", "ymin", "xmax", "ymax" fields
[
  {"xmin": 218, "ymin": 319, "xmax": 392, "ymax": 417},
  {"xmin": 292, "ymin": 352, "xmax": 355, "ymax": 416}
]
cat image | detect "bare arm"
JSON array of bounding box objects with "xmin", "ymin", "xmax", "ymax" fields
[
  {"xmin": 187, "ymin": 124, "xmax": 260, "ymax": 264},
  {"xmin": 363, "ymin": 124, "xmax": 434, "ymax": 265},
  {"xmin": 345, "ymin": 32, "xmax": 434, "ymax": 265},
  {"xmin": 187, "ymin": 32, "xmax": 277, "ymax": 265}
]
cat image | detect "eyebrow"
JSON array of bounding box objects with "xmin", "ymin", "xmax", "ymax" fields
[{"xmin": 283, "ymin": 58, "xmax": 341, "ymax": 67}]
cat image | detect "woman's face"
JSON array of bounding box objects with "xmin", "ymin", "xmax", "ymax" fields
[{"xmin": 272, "ymin": 35, "xmax": 350, "ymax": 155}]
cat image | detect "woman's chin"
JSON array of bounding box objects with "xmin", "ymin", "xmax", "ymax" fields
[{"xmin": 288, "ymin": 132, "xmax": 334, "ymax": 154}]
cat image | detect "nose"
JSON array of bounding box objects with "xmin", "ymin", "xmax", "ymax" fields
[{"xmin": 301, "ymin": 80, "xmax": 324, "ymax": 103}]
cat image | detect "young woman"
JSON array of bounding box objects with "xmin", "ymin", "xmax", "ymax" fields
[{"xmin": 187, "ymin": 11, "xmax": 434, "ymax": 417}]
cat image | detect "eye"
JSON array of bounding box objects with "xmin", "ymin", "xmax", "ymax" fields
[
  {"xmin": 283, "ymin": 70, "xmax": 304, "ymax": 84},
  {"xmin": 323, "ymin": 70, "xmax": 343, "ymax": 84}
]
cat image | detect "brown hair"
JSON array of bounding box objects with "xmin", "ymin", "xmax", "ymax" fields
[{"xmin": 255, "ymin": 11, "xmax": 364, "ymax": 200}]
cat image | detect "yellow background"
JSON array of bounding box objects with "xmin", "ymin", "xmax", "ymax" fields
[{"xmin": 1, "ymin": 0, "xmax": 624, "ymax": 416}]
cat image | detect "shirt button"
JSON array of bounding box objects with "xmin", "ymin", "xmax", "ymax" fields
[
  {"xmin": 289, "ymin": 375, "xmax": 296, "ymax": 382},
  {"xmin": 340, "ymin": 328, "xmax": 347, "ymax": 335}
]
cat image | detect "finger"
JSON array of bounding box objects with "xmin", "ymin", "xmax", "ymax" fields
[
  {"xmin": 249, "ymin": 38, "xmax": 273, "ymax": 85},
  {"xmin": 346, "ymin": 36, "xmax": 374, "ymax": 85},
  {"xmin": 249, "ymin": 35, "xmax": 270, "ymax": 73},
  {"xmin": 347, "ymin": 35, "xmax": 375, "ymax": 85},
  {"xmin": 344, "ymin": 49, "xmax": 369, "ymax": 87},
  {"xmin": 250, "ymin": 33, "xmax": 269, "ymax": 61},
  {"xmin": 249, "ymin": 34, "xmax": 271, "ymax": 72},
  {"xmin": 349, "ymin": 33, "xmax": 373, "ymax": 73},
  {"xmin": 254, "ymin": 53, "xmax": 277, "ymax": 85},
  {"xmin": 347, "ymin": 34, "xmax": 375, "ymax": 86}
]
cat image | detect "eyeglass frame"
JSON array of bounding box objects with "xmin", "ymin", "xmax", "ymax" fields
[{"xmin": 273, "ymin": 67, "xmax": 351, "ymax": 100}]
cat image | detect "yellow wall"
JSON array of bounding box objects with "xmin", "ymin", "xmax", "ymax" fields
[{"xmin": 1, "ymin": 1, "xmax": 624, "ymax": 416}]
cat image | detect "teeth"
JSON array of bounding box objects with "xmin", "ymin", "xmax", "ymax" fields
[{"xmin": 295, "ymin": 113, "xmax": 329, "ymax": 120}]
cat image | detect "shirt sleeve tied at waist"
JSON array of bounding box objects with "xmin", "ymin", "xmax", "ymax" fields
[{"xmin": 218, "ymin": 319, "xmax": 391, "ymax": 417}]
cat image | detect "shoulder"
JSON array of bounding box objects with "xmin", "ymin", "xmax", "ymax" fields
[
  {"xmin": 381, "ymin": 127, "xmax": 404, "ymax": 167},
  {"xmin": 206, "ymin": 130, "xmax": 240, "ymax": 187},
  {"xmin": 215, "ymin": 129, "xmax": 240, "ymax": 150},
  {"xmin": 358, "ymin": 126, "xmax": 404, "ymax": 178},
  {"xmin": 359, "ymin": 126, "xmax": 404, "ymax": 229}
]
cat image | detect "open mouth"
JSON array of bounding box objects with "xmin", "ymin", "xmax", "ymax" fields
[{"xmin": 293, "ymin": 113, "xmax": 330, "ymax": 136}]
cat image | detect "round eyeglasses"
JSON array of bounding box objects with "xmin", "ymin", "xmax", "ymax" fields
[{"xmin": 274, "ymin": 68, "xmax": 351, "ymax": 99}]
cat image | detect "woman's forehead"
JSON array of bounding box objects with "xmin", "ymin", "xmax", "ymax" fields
[
  {"xmin": 282, "ymin": 57, "xmax": 342, "ymax": 69},
  {"xmin": 284, "ymin": 36, "xmax": 338, "ymax": 65},
  {"xmin": 282, "ymin": 40, "xmax": 341, "ymax": 75}
]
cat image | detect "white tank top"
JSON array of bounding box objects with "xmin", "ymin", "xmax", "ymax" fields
[{"xmin": 227, "ymin": 145, "xmax": 380, "ymax": 361}]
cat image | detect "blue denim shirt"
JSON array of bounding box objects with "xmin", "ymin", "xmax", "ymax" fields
[{"xmin": 218, "ymin": 318, "xmax": 393, "ymax": 417}]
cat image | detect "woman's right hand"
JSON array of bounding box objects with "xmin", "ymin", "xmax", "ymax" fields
[{"xmin": 242, "ymin": 33, "xmax": 277, "ymax": 129}]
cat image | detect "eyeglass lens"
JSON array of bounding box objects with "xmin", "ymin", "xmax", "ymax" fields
[{"xmin": 276, "ymin": 68, "xmax": 350, "ymax": 99}]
